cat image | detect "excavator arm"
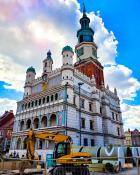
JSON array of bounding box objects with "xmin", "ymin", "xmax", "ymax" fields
[
  {"xmin": 34, "ymin": 131, "xmax": 72, "ymax": 143},
  {"xmin": 26, "ymin": 129, "xmax": 72, "ymax": 160}
]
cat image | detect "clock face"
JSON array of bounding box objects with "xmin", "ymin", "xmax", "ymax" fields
[
  {"xmin": 92, "ymin": 48, "xmax": 97, "ymax": 57},
  {"xmin": 77, "ymin": 47, "xmax": 84, "ymax": 57}
]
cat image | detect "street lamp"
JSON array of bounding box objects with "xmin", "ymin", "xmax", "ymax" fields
[
  {"xmin": 65, "ymin": 83, "xmax": 68, "ymax": 135},
  {"xmin": 78, "ymin": 82, "xmax": 84, "ymax": 146}
]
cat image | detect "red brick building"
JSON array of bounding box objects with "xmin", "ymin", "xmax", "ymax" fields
[{"xmin": 0, "ymin": 110, "xmax": 14, "ymax": 152}]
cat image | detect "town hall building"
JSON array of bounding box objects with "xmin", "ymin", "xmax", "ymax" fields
[{"xmin": 10, "ymin": 6, "xmax": 124, "ymax": 159}]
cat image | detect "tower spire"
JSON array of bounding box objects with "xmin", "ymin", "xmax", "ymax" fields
[{"xmin": 83, "ymin": 2, "xmax": 86, "ymax": 16}]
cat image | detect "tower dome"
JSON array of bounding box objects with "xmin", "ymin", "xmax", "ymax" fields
[
  {"xmin": 62, "ymin": 45, "xmax": 74, "ymax": 54},
  {"xmin": 26, "ymin": 66, "xmax": 36, "ymax": 74},
  {"xmin": 46, "ymin": 50, "xmax": 53, "ymax": 61},
  {"xmin": 77, "ymin": 3, "xmax": 94, "ymax": 43}
]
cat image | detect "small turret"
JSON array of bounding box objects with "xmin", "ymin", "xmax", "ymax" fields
[
  {"xmin": 91, "ymin": 74, "xmax": 96, "ymax": 86},
  {"xmin": 25, "ymin": 66, "xmax": 36, "ymax": 83},
  {"xmin": 114, "ymin": 88, "xmax": 117, "ymax": 95},
  {"xmin": 24, "ymin": 66, "xmax": 36, "ymax": 97},
  {"xmin": 62, "ymin": 46, "xmax": 74, "ymax": 65},
  {"xmin": 43, "ymin": 50, "xmax": 53, "ymax": 74},
  {"xmin": 61, "ymin": 46, "xmax": 74, "ymax": 86}
]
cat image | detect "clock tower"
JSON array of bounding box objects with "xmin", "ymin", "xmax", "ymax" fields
[{"xmin": 75, "ymin": 4, "xmax": 104, "ymax": 89}]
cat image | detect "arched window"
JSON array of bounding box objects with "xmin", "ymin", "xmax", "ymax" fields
[
  {"xmin": 23, "ymin": 138, "xmax": 27, "ymax": 149},
  {"xmin": 51, "ymin": 95, "xmax": 54, "ymax": 102},
  {"xmin": 38, "ymin": 140, "xmax": 43, "ymax": 149},
  {"xmin": 16, "ymin": 138, "xmax": 21, "ymax": 149},
  {"xmin": 39, "ymin": 99, "xmax": 42, "ymax": 105},
  {"xmin": 50, "ymin": 114, "xmax": 57, "ymax": 126},
  {"xmin": 20, "ymin": 120, "xmax": 24, "ymax": 131},
  {"xmin": 35, "ymin": 100, "xmax": 38, "ymax": 106},
  {"xmin": 34, "ymin": 118, "xmax": 39, "ymax": 129},
  {"xmin": 22, "ymin": 104, "xmax": 24, "ymax": 111},
  {"xmin": 43, "ymin": 97, "xmax": 45, "ymax": 104},
  {"xmin": 47, "ymin": 96, "xmax": 49, "ymax": 103},
  {"xmin": 25, "ymin": 104, "xmax": 27, "ymax": 109},
  {"xmin": 28, "ymin": 102, "xmax": 30, "ymax": 108},
  {"xmin": 55, "ymin": 93, "xmax": 58, "ymax": 101},
  {"xmin": 31, "ymin": 101, "xmax": 34, "ymax": 107},
  {"xmin": 41, "ymin": 116, "xmax": 47, "ymax": 128},
  {"xmin": 26, "ymin": 119, "xmax": 31, "ymax": 129}
]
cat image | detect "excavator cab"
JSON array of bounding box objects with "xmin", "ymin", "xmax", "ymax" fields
[{"xmin": 53, "ymin": 142, "xmax": 71, "ymax": 159}]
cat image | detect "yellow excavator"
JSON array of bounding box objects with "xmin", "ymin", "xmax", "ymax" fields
[{"xmin": 26, "ymin": 128, "xmax": 92, "ymax": 175}]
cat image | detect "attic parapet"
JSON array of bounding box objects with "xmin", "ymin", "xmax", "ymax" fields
[
  {"xmin": 32, "ymin": 77, "xmax": 42, "ymax": 84},
  {"xmin": 49, "ymin": 68, "xmax": 61, "ymax": 76},
  {"xmin": 74, "ymin": 69, "xmax": 91, "ymax": 83},
  {"xmin": 105, "ymin": 87, "xmax": 119, "ymax": 100}
]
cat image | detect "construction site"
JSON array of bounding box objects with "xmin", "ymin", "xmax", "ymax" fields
[{"xmin": 0, "ymin": 129, "xmax": 140, "ymax": 175}]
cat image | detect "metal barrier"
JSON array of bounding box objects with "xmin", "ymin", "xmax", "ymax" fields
[{"xmin": 0, "ymin": 157, "xmax": 139, "ymax": 175}]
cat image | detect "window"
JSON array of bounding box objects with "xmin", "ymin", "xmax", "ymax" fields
[
  {"xmin": 31, "ymin": 101, "xmax": 34, "ymax": 107},
  {"xmin": 51, "ymin": 95, "xmax": 54, "ymax": 102},
  {"xmin": 100, "ymin": 107, "xmax": 102, "ymax": 114},
  {"xmin": 81, "ymin": 118, "xmax": 85, "ymax": 129},
  {"xmin": 45, "ymin": 62, "xmax": 47, "ymax": 67},
  {"xmin": 43, "ymin": 97, "xmax": 45, "ymax": 104},
  {"xmin": 35, "ymin": 100, "xmax": 38, "ymax": 106},
  {"xmin": 38, "ymin": 140, "xmax": 43, "ymax": 149},
  {"xmin": 84, "ymin": 138, "xmax": 88, "ymax": 146},
  {"xmin": 39, "ymin": 99, "xmax": 42, "ymax": 105},
  {"xmin": 28, "ymin": 102, "xmax": 30, "ymax": 108},
  {"xmin": 91, "ymin": 139, "xmax": 94, "ymax": 146},
  {"xmin": 77, "ymin": 47, "xmax": 84, "ymax": 57},
  {"xmin": 25, "ymin": 104, "xmax": 27, "ymax": 109},
  {"xmin": 112, "ymin": 112, "xmax": 115, "ymax": 120},
  {"xmin": 73, "ymin": 95, "xmax": 76, "ymax": 105},
  {"xmin": 80, "ymin": 98, "xmax": 85, "ymax": 108},
  {"xmin": 90, "ymin": 120, "xmax": 94, "ymax": 130},
  {"xmin": 89, "ymin": 103, "xmax": 92, "ymax": 111},
  {"xmin": 47, "ymin": 96, "xmax": 49, "ymax": 103},
  {"xmin": 22, "ymin": 104, "xmax": 24, "ymax": 110},
  {"xmin": 55, "ymin": 93, "xmax": 58, "ymax": 101},
  {"xmin": 116, "ymin": 114, "xmax": 118, "ymax": 121},
  {"xmin": 117, "ymin": 127, "xmax": 120, "ymax": 136}
]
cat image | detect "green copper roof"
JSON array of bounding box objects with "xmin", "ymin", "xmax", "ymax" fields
[
  {"xmin": 26, "ymin": 66, "xmax": 36, "ymax": 74},
  {"xmin": 62, "ymin": 46, "xmax": 73, "ymax": 54}
]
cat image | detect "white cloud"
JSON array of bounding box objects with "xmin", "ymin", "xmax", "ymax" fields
[
  {"xmin": 0, "ymin": 98, "xmax": 17, "ymax": 115},
  {"xmin": 89, "ymin": 12, "xmax": 118, "ymax": 65},
  {"xmin": 104, "ymin": 64, "xmax": 140, "ymax": 101},
  {"xmin": 121, "ymin": 103, "xmax": 140, "ymax": 130},
  {"xmin": 0, "ymin": 54, "xmax": 25, "ymax": 91}
]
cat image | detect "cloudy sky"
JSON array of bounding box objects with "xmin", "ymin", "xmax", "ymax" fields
[{"xmin": 0, "ymin": 0, "xmax": 140, "ymax": 131}]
